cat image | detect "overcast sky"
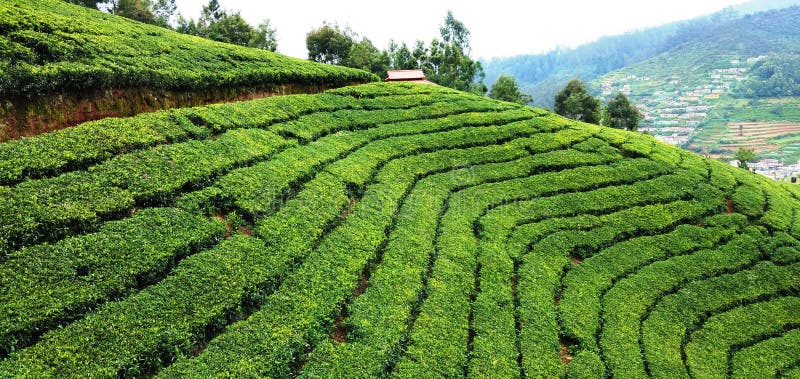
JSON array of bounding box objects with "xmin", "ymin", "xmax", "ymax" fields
[{"xmin": 174, "ymin": 0, "xmax": 751, "ymax": 60}]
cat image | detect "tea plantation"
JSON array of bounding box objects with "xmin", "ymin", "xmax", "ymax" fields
[
  {"xmin": 0, "ymin": 81, "xmax": 797, "ymax": 378},
  {"xmin": 0, "ymin": 0, "xmax": 374, "ymax": 99}
]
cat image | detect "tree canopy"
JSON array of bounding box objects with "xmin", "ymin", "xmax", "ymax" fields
[
  {"xmin": 554, "ymin": 79, "xmax": 601, "ymax": 124},
  {"xmin": 736, "ymin": 54, "xmax": 800, "ymax": 98},
  {"xmin": 488, "ymin": 75, "xmax": 532, "ymax": 104},
  {"xmin": 424, "ymin": 11, "xmax": 486, "ymax": 94},
  {"xmin": 605, "ymin": 92, "xmax": 643, "ymax": 131},
  {"xmin": 735, "ymin": 148, "xmax": 756, "ymax": 170},
  {"xmin": 68, "ymin": 0, "xmax": 176, "ymax": 27},
  {"xmin": 306, "ymin": 23, "xmax": 356, "ymax": 65},
  {"xmin": 176, "ymin": 0, "xmax": 277, "ymax": 51},
  {"xmin": 305, "ymin": 11, "xmax": 485, "ymax": 93}
]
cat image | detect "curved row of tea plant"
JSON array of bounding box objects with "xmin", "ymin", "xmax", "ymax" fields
[
  {"xmin": 1, "ymin": 82, "xmax": 799, "ymax": 378},
  {"xmin": 0, "ymin": 0, "xmax": 375, "ymax": 99}
]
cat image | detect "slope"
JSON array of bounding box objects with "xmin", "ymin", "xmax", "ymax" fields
[
  {"xmin": 592, "ymin": 6, "xmax": 800, "ymax": 166},
  {"xmin": 0, "ymin": 0, "xmax": 375, "ymax": 140},
  {"xmin": 483, "ymin": 0, "xmax": 800, "ymax": 109},
  {"xmin": 0, "ymin": 82, "xmax": 798, "ymax": 378}
]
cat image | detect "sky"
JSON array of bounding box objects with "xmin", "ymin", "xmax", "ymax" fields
[{"xmin": 173, "ymin": 0, "xmax": 752, "ymax": 60}]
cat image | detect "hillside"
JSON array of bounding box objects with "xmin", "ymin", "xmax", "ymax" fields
[
  {"xmin": 0, "ymin": 0, "xmax": 375, "ymax": 140},
  {"xmin": 0, "ymin": 82, "xmax": 799, "ymax": 378},
  {"xmin": 483, "ymin": 0, "xmax": 800, "ymax": 110},
  {"xmin": 590, "ymin": 6, "xmax": 800, "ymax": 169}
]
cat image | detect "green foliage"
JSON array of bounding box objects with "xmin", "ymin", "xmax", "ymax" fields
[
  {"xmin": 306, "ymin": 22, "xmax": 355, "ymax": 65},
  {"xmin": 1, "ymin": 82, "xmax": 800, "ymax": 378},
  {"xmin": 0, "ymin": 208, "xmax": 224, "ymax": 356},
  {"xmin": 305, "ymin": 10, "xmax": 486, "ymax": 92},
  {"xmin": 0, "ymin": 0, "xmax": 373, "ymax": 99},
  {"xmin": 555, "ymin": 79, "xmax": 601, "ymax": 123},
  {"xmin": 733, "ymin": 147, "xmax": 756, "ymax": 170},
  {"xmin": 66, "ymin": 0, "xmax": 176, "ymax": 27},
  {"xmin": 685, "ymin": 296, "xmax": 800, "ymax": 378},
  {"xmin": 489, "ymin": 74, "xmax": 532, "ymax": 104},
  {"xmin": 175, "ymin": 0, "xmax": 276, "ymax": 51},
  {"xmin": 737, "ymin": 54, "xmax": 800, "ymax": 97},
  {"xmin": 64, "ymin": 0, "xmax": 104, "ymax": 8},
  {"xmin": 486, "ymin": 6, "xmax": 800, "ymax": 108},
  {"xmin": 567, "ymin": 352, "xmax": 605, "ymax": 379},
  {"xmin": 605, "ymin": 91, "xmax": 643, "ymax": 131}
]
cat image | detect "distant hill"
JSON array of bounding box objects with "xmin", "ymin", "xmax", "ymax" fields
[
  {"xmin": 590, "ymin": 6, "xmax": 800, "ymax": 166},
  {"xmin": 483, "ymin": 0, "xmax": 800, "ymax": 109}
]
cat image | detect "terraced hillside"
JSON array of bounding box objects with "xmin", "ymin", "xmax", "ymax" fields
[
  {"xmin": 0, "ymin": 0, "xmax": 375, "ymax": 140},
  {"xmin": 1, "ymin": 82, "xmax": 799, "ymax": 378}
]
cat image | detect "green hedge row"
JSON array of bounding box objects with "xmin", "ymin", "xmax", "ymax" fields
[
  {"xmin": 732, "ymin": 328, "xmax": 800, "ymax": 379},
  {"xmin": 513, "ymin": 202, "xmax": 729, "ymax": 378},
  {"xmin": 0, "ymin": 111, "xmax": 206, "ymax": 185},
  {"xmin": 765, "ymin": 232, "xmax": 800, "ymax": 264},
  {"xmin": 0, "ymin": 88, "xmax": 473, "ymax": 186},
  {"xmin": 599, "ymin": 223, "xmax": 760, "ymax": 378},
  {"xmin": 760, "ymin": 184, "xmax": 798, "ymax": 233},
  {"xmin": 300, "ymin": 144, "xmax": 616, "ymax": 378},
  {"xmin": 297, "ymin": 146, "xmax": 538, "ymax": 379},
  {"xmin": 185, "ymin": 109, "xmax": 539, "ymax": 218},
  {"xmin": 274, "ymin": 97, "xmax": 518, "ymax": 142},
  {"xmin": 0, "ymin": 128, "xmax": 289, "ymax": 254},
  {"xmin": 0, "ymin": 208, "xmax": 223, "ymax": 356},
  {"xmin": 0, "ymin": 125, "xmax": 570, "ymax": 376},
  {"xmin": 392, "ymin": 157, "xmax": 676, "ymax": 378},
  {"xmin": 567, "ymin": 352, "xmax": 606, "ymax": 379},
  {"xmin": 0, "ymin": 0, "xmax": 376, "ymax": 99},
  {"xmin": 0, "ymin": 234, "xmax": 270, "ymax": 377},
  {"xmin": 731, "ymin": 184, "xmax": 767, "ymax": 218},
  {"xmin": 642, "ymin": 262, "xmax": 800, "ymax": 379},
  {"xmin": 469, "ymin": 173, "xmax": 711, "ymax": 378},
  {"xmin": 686, "ymin": 296, "xmax": 800, "ymax": 378},
  {"xmin": 325, "ymin": 82, "xmax": 464, "ymax": 98},
  {"xmin": 0, "ymin": 167, "xmax": 351, "ymax": 375},
  {"xmin": 160, "ymin": 141, "xmax": 440, "ymax": 377},
  {"xmin": 559, "ymin": 207, "xmax": 741, "ymax": 353}
]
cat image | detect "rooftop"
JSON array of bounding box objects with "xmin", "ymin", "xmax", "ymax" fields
[{"xmin": 386, "ymin": 69, "xmax": 434, "ymax": 84}]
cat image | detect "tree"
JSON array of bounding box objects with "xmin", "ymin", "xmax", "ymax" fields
[
  {"xmin": 306, "ymin": 23, "xmax": 355, "ymax": 65},
  {"xmin": 200, "ymin": 0, "xmax": 224, "ymax": 24},
  {"xmin": 387, "ymin": 40, "xmax": 416, "ymax": 70},
  {"xmin": 605, "ymin": 92, "xmax": 643, "ymax": 131},
  {"xmin": 150, "ymin": 0, "xmax": 177, "ymax": 27},
  {"xmin": 346, "ymin": 38, "xmax": 389, "ymax": 79},
  {"xmin": 106, "ymin": 0, "xmax": 155, "ymax": 24},
  {"xmin": 206, "ymin": 12, "xmax": 252, "ymax": 46},
  {"xmin": 439, "ymin": 10, "xmax": 471, "ymax": 53},
  {"xmin": 65, "ymin": 0, "xmax": 104, "ymax": 8},
  {"xmin": 177, "ymin": 0, "xmax": 277, "ymax": 51},
  {"xmin": 422, "ymin": 11, "xmax": 486, "ymax": 94},
  {"xmin": 66, "ymin": 0, "xmax": 176, "ymax": 27},
  {"xmin": 735, "ymin": 148, "xmax": 756, "ymax": 170},
  {"xmin": 248, "ymin": 20, "xmax": 278, "ymax": 51},
  {"xmin": 554, "ymin": 79, "xmax": 600, "ymax": 124},
  {"xmin": 488, "ymin": 75, "xmax": 532, "ymax": 104}
]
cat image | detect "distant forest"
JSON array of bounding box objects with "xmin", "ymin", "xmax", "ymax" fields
[
  {"xmin": 484, "ymin": 1, "xmax": 800, "ymax": 108},
  {"xmin": 736, "ymin": 54, "xmax": 800, "ymax": 97}
]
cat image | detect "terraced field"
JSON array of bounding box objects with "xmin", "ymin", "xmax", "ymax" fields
[
  {"xmin": 1, "ymin": 82, "xmax": 799, "ymax": 378},
  {"xmin": 691, "ymin": 121, "xmax": 800, "ymax": 153}
]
